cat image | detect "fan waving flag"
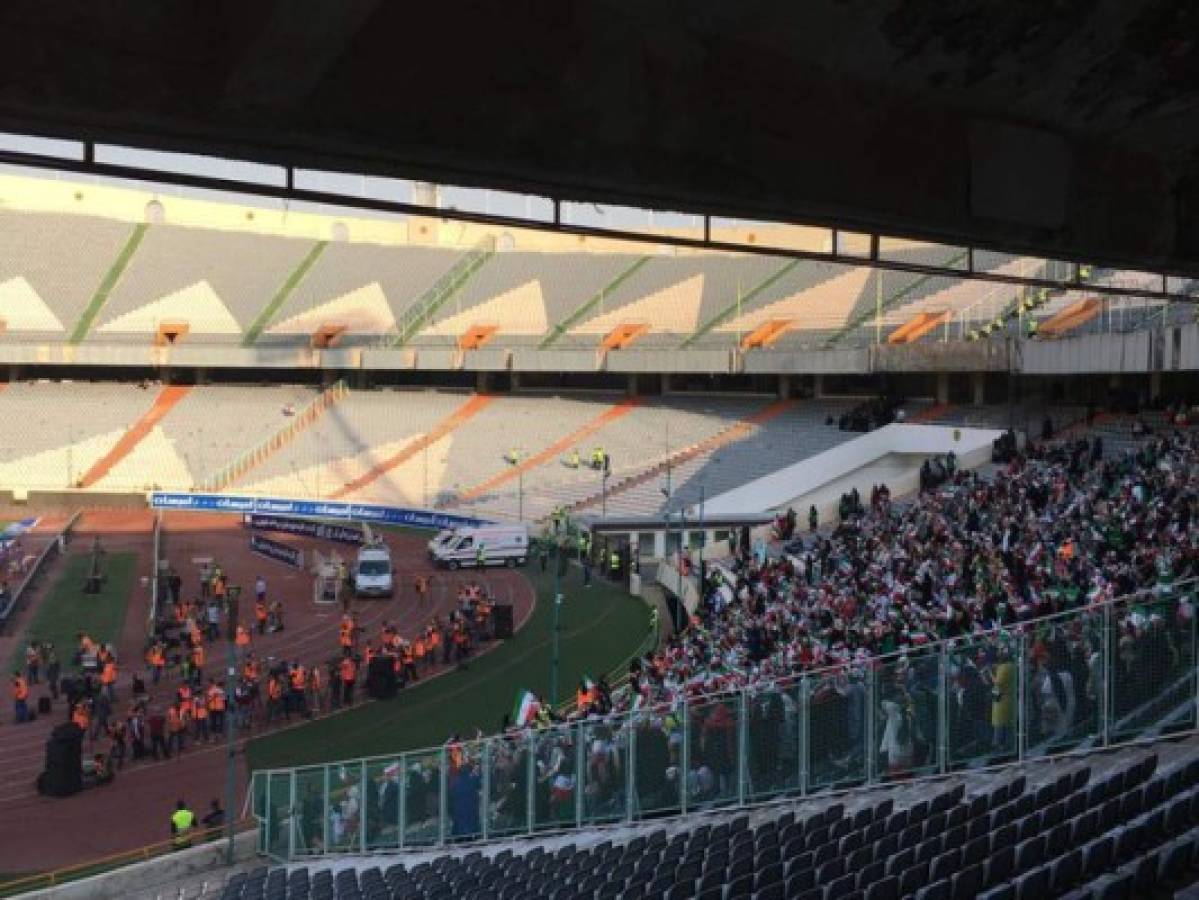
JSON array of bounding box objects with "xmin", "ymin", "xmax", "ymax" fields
[{"xmin": 513, "ymin": 689, "xmax": 540, "ymax": 727}]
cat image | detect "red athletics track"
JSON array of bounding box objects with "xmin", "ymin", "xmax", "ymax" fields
[{"xmin": 0, "ymin": 509, "xmax": 535, "ymax": 873}]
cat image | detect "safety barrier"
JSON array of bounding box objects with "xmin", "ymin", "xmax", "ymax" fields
[
  {"xmin": 197, "ymin": 379, "xmax": 350, "ymax": 493},
  {"xmin": 0, "ymin": 819, "xmax": 254, "ymax": 898},
  {"xmin": 252, "ymin": 577, "xmax": 1199, "ymax": 860},
  {"xmin": 0, "ymin": 512, "xmax": 80, "ymax": 635}
]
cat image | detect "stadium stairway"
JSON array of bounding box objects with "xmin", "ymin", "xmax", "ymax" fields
[
  {"xmin": 566, "ymin": 397, "xmax": 800, "ymax": 516},
  {"xmin": 77, "ymin": 384, "xmax": 192, "ymax": 488},
  {"xmin": 330, "ymin": 394, "xmax": 495, "ymax": 499},
  {"xmin": 216, "ymin": 381, "xmax": 350, "ymax": 492},
  {"xmin": 452, "ymin": 396, "xmax": 645, "ymax": 504}
]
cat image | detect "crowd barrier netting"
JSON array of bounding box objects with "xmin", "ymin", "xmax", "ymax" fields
[{"xmin": 252, "ymin": 577, "xmax": 1199, "ymax": 861}]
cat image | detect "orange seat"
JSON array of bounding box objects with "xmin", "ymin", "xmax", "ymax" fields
[
  {"xmin": 740, "ymin": 319, "xmax": 793, "ymax": 350},
  {"xmin": 600, "ymin": 323, "xmax": 649, "ymax": 351},
  {"xmin": 458, "ymin": 325, "xmax": 498, "ymax": 350},
  {"xmin": 312, "ymin": 323, "xmax": 347, "ymax": 349},
  {"xmin": 1039, "ymin": 297, "xmax": 1102, "ymax": 337},
  {"xmin": 155, "ymin": 323, "xmax": 189, "ymax": 346},
  {"xmin": 888, "ymin": 310, "xmax": 950, "ymax": 345}
]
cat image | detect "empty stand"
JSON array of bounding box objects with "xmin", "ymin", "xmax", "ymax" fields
[
  {"xmin": 94, "ymin": 224, "xmax": 316, "ymax": 342},
  {"xmin": 0, "ymin": 211, "xmax": 137, "ymax": 342}
]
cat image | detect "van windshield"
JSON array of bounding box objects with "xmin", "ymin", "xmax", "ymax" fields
[{"xmin": 359, "ymin": 560, "xmax": 390, "ymax": 576}]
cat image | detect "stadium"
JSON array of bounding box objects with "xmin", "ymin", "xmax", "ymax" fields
[{"xmin": 0, "ymin": 4, "xmax": 1197, "ymax": 900}]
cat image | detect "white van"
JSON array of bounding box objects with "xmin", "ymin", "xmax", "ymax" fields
[
  {"xmin": 354, "ymin": 544, "xmax": 394, "ymax": 598},
  {"xmin": 431, "ymin": 524, "xmax": 529, "ymax": 570},
  {"xmin": 427, "ymin": 529, "xmax": 455, "ymax": 556}
]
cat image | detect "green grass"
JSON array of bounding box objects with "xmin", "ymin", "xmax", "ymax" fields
[
  {"xmin": 246, "ymin": 565, "xmax": 652, "ymax": 770},
  {"xmin": 69, "ymin": 223, "xmax": 147, "ymax": 344},
  {"xmin": 7, "ymin": 552, "xmax": 137, "ymax": 675}
]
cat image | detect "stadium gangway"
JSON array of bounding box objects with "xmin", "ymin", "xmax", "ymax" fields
[{"xmin": 252, "ymin": 577, "xmax": 1199, "ymax": 861}]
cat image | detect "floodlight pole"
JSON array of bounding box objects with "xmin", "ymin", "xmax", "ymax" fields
[
  {"xmin": 224, "ymin": 584, "xmax": 241, "ymax": 864},
  {"xmin": 550, "ymin": 541, "xmax": 562, "ymax": 707}
]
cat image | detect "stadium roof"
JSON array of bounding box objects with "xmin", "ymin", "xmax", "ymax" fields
[{"xmin": 0, "ymin": 2, "xmax": 1197, "ymax": 275}]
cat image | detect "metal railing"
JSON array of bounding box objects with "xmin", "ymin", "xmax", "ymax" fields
[
  {"xmin": 0, "ymin": 512, "xmax": 79, "ymax": 635},
  {"xmin": 197, "ymin": 379, "xmax": 349, "ymax": 493},
  {"xmin": 252, "ymin": 577, "xmax": 1198, "ymax": 861},
  {"xmin": 379, "ymin": 237, "xmax": 496, "ymax": 349}
]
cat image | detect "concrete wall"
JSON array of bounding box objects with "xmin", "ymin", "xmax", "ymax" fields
[
  {"xmin": 16, "ymin": 830, "xmax": 257, "ymax": 900},
  {"xmin": 699, "ymin": 423, "xmax": 999, "ymax": 517}
]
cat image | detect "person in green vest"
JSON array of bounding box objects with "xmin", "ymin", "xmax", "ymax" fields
[
  {"xmin": 171, "ymin": 798, "xmax": 196, "ymax": 849},
  {"xmin": 579, "ymin": 533, "xmax": 591, "ymax": 562},
  {"xmin": 476, "ymin": 544, "xmax": 486, "ymax": 569},
  {"xmin": 609, "ymin": 548, "xmax": 621, "ymax": 580}
]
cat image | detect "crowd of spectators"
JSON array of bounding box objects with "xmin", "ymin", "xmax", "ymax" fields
[{"xmin": 412, "ymin": 421, "xmax": 1199, "ymax": 835}]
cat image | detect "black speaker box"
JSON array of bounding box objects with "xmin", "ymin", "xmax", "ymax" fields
[
  {"xmin": 492, "ymin": 604, "xmax": 514, "ymax": 639},
  {"xmin": 39, "ymin": 723, "xmax": 83, "ymax": 797},
  {"xmin": 366, "ymin": 657, "xmax": 397, "ymax": 700}
]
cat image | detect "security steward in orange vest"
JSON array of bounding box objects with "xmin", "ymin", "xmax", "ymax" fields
[
  {"xmin": 265, "ymin": 673, "xmax": 284, "ymax": 724},
  {"xmin": 339, "ymin": 654, "xmax": 357, "ymax": 707},
  {"xmin": 166, "ymin": 701, "xmax": 186, "ymax": 756},
  {"xmin": 11, "ymin": 672, "xmax": 30, "ymax": 723}
]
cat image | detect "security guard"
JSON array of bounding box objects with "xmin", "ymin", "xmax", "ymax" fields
[
  {"xmin": 609, "ymin": 548, "xmax": 621, "ymax": 580},
  {"xmin": 579, "ymin": 532, "xmax": 591, "ymax": 561},
  {"xmin": 171, "ymin": 799, "xmax": 196, "ymax": 849}
]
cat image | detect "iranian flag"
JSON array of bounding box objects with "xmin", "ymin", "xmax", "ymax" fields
[{"xmin": 512, "ymin": 689, "xmax": 540, "ymax": 727}]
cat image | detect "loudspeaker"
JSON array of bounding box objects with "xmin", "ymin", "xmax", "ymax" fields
[
  {"xmin": 39, "ymin": 723, "xmax": 83, "ymax": 797},
  {"xmin": 492, "ymin": 604, "xmax": 514, "ymax": 640},
  {"xmin": 366, "ymin": 657, "xmax": 397, "ymax": 700}
]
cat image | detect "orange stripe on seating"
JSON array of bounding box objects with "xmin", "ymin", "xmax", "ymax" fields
[
  {"xmin": 456, "ymin": 396, "xmax": 645, "ymax": 502},
  {"xmin": 330, "ymin": 394, "xmax": 495, "ymax": 499},
  {"xmin": 79, "ymin": 385, "xmax": 192, "ymax": 488}
]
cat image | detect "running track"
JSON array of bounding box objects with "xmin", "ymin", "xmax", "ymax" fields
[{"xmin": 0, "ymin": 510, "xmax": 534, "ymax": 872}]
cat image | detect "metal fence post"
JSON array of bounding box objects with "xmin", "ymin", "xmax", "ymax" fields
[
  {"xmin": 865, "ymin": 668, "xmax": 876, "ymax": 785},
  {"xmin": 627, "ymin": 715, "xmax": 638, "ymax": 822},
  {"xmin": 799, "ymin": 676, "xmax": 809, "ymax": 796},
  {"xmin": 526, "ymin": 733, "xmax": 537, "ymax": 834},
  {"xmin": 359, "ymin": 765, "xmax": 368, "ymax": 854},
  {"xmin": 398, "ymin": 754, "xmax": 406, "ymax": 850},
  {"xmin": 287, "ymin": 772, "xmax": 297, "ymax": 861},
  {"xmin": 680, "ymin": 699, "xmax": 690, "ymax": 817},
  {"xmin": 1101, "ymin": 602, "xmax": 1112, "ymax": 747},
  {"xmin": 938, "ymin": 644, "xmax": 949, "ymax": 775},
  {"xmin": 737, "ymin": 691, "xmax": 748, "ymax": 806},
  {"xmin": 438, "ymin": 747, "xmax": 448, "ymax": 847},
  {"xmin": 482, "ymin": 742, "xmax": 492, "ymax": 842},
  {"xmin": 1017, "ymin": 634, "xmax": 1028, "ymax": 762},
  {"xmin": 575, "ymin": 725, "xmax": 585, "ymax": 829}
]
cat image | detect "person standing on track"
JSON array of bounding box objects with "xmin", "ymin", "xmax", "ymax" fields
[
  {"xmin": 11, "ymin": 671, "xmax": 29, "ymax": 723},
  {"xmin": 340, "ymin": 653, "xmax": 357, "ymax": 707},
  {"xmin": 170, "ymin": 799, "xmax": 196, "ymax": 849}
]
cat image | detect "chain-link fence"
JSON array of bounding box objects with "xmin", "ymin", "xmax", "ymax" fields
[{"xmin": 256, "ymin": 579, "xmax": 1199, "ymax": 861}]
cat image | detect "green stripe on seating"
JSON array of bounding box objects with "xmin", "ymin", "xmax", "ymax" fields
[
  {"xmin": 242, "ymin": 240, "xmax": 327, "ymax": 346},
  {"xmin": 824, "ymin": 248, "xmax": 970, "ymax": 348},
  {"xmin": 681, "ymin": 258, "xmax": 800, "ymax": 348},
  {"xmin": 69, "ymin": 222, "xmax": 147, "ymax": 344},
  {"xmin": 539, "ymin": 255, "xmax": 652, "ymax": 349}
]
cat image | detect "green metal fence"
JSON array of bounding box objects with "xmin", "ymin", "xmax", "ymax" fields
[{"xmin": 253, "ymin": 578, "xmax": 1199, "ymax": 860}]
